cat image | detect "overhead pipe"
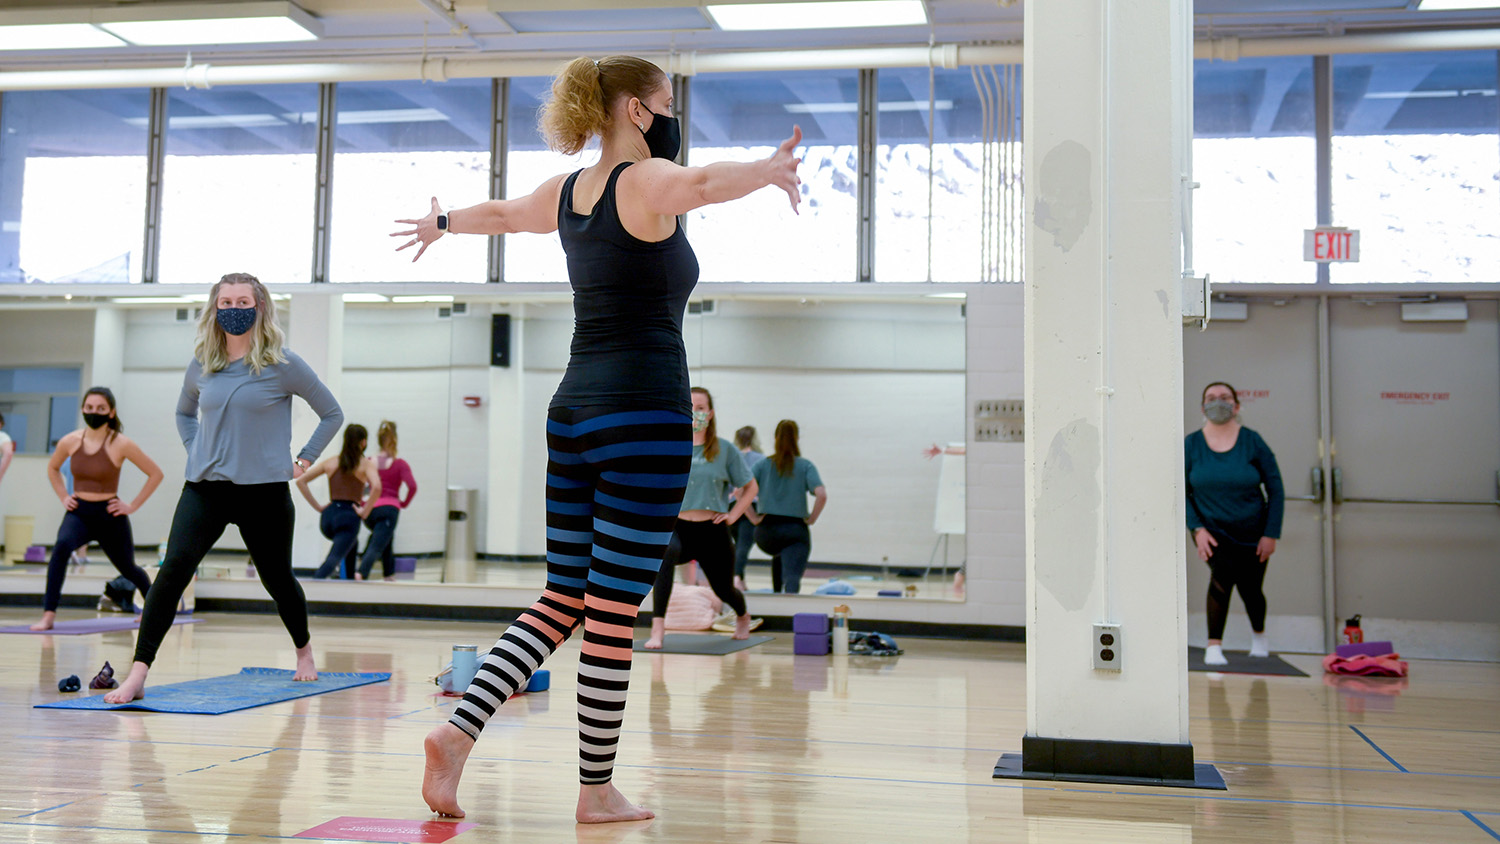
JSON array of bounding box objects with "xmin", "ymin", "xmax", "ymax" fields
[{"xmin": 0, "ymin": 28, "xmax": 1497, "ymax": 91}]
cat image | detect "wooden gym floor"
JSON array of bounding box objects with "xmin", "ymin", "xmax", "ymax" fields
[{"xmin": 1, "ymin": 609, "xmax": 1496, "ymax": 843}]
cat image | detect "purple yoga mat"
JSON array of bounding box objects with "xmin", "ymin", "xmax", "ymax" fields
[
  {"xmin": 1335, "ymin": 640, "xmax": 1394, "ymax": 658},
  {"xmin": 0, "ymin": 615, "xmax": 203, "ymax": 635}
]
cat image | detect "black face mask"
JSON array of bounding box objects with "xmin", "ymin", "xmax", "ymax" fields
[
  {"xmin": 641, "ymin": 110, "xmax": 681, "ymax": 161},
  {"xmin": 82, "ymin": 412, "xmax": 111, "ymax": 430}
]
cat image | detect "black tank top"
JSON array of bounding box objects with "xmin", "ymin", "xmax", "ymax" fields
[{"xmin": 550, "ymin": 162, "xmax": 699, "ymax": 415}]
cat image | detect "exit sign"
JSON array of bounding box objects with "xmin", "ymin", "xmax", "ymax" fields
[{"xmin": 1304, "ymin": 227, "xmax": 1360, "ymax": 262}]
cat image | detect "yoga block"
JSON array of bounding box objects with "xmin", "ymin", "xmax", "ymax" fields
[
  {"xmin": 794, "ymin": 632, "xmax": 830, "ymax": 656},
  {"xmin": 24, "ymin": 545, "xmax": 47, "ymax": 562},
  {"xmin": 393, "ymin": 556, "xmax": 418, "ymax": 573},
  {"xmin": 1336, "ymin": 640, "xmax": 1394, "ymax": 659},
  {"xmin": 877, "ymin": 589, "xmax": 903, "ymax": 597},
  {"xmin": 793, "ymin": 612, "xmax": 829, "ymax": 635},
  {"xmin": 524, "ymin": 669, "xmax": 550, "ymax": 693}
]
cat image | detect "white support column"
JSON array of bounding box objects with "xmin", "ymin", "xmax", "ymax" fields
[
  {"xmin": 90, "ymin": 306, "xmax": 127, "ymax": 390},
  {"xmin": 485, "ymin": 307, "xmax": 532, "ymax": 556},
  {"xmin": 287, "ymin": 291, "xmax": 344, "ymax": 568},
  {"xmin": 998, "ymin": 0, "xmax": 1213, "ymax": 787}
]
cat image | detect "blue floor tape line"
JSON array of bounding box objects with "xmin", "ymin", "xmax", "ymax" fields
[
  {"xmin": 1349, "ymin": 725, "xmax": 1409, "ymax": 773},
  {"xmin": 33, "ymin": 667, "xmax": 391, "ymax": 715},
  {"xmin": 1465, "ymin": 811, "xmax": 1500, "ymax": 842}
]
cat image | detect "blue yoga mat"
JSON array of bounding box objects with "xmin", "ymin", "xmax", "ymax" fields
[{"xmin": 34, "ymin": 667, "xmax": 391, "ymax": 715}]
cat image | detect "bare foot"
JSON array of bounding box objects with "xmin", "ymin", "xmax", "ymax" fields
[
  {"xmin": 353, "ymin": 572, "xmax": 364, "ymax": 581},
  {"xmin": 294, "ymin": 643, "xmax": 318, "ymax": 681},
  {"xmin": 423, "ymin": 722, "xmax": 475, "ymax": 818},
  {"xmin": 733, "ymin": 576, "xmax": 746, "ymax": 592},
  {"xmin": 103, "ymin": 661, "xmax": 149, "ymax": 704},
  {"xmin": 643, "ymin": 617, "xmax": 665, "ymax": 650},
  {"xmin": 30, "ymin": 611, "xmax": 56, "ymax": 632},
  {"xmin": 576, "ymin": 782, "xmax": 654, "ymax": 824},
  {"xmin": 733, "ymin": 614, "xmax": 751, "ymax": 640}
]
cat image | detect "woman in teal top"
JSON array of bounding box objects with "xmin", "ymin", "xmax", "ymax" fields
[
  {"xmin": 645, "ymin": 387, "xmax": 759, "ymax": 648},
  {"xmin": 751, "ymin": 419, "xmax": 828, "ymax": 593},
  {"xmin": 1185, "ymin": 381, "xmax": 1284, "ymax": 666}
]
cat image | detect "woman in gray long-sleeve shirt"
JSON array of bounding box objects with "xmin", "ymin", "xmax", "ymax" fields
[{"xmin": 106, "ymin": 273, "xmax": 344, "ymax": 704}]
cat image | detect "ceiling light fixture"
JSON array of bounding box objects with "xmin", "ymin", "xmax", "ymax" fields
[
  {"xmin": 391, "ymin": 295, "xmax": 456, "ymax": 303},
  {"xmin": 706, "ymin": 0, "xmax": 927, "ymax": 31},
  {"xmin": 0, "ymin": 2, "xmax": 321, "ymax": 49},
  {"xmin": 1417, "ymin": 0, "xmax": 1500, "ymax": 9},
  {"xmin": 0, "ymin": 23, "xmax": 126, "ymax": 51}
]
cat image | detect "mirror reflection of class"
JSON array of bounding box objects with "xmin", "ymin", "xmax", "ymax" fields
[{"xmin": 0, "ymin": 292, "xmax": 967, "ymax": 606}]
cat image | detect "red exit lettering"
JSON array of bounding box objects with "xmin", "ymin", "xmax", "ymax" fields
[{"xmin": 1316, "ymin": 230, "xmax": 1354, "ymax": 261}]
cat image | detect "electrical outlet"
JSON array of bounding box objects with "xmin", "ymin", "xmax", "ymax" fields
[{"xmin": 1093, "ymin": 624, "xmax": 1121, "ymax": 671}]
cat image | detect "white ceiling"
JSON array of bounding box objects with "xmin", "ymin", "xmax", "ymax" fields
[{"xmin": 0, "ymin": 0, "xmax": 1496, "ymax": 69}]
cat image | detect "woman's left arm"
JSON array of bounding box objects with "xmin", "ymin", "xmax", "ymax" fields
[
  {"xmin": 110, "ymin": 437, "xmax": 165, "ymax": 517},
  {"xmin": 358, "ymin": 457, "xmax": 382, "ymax": 519},
  {"xmin": 1255, "ymin": 434, "xmax": 1285, "ymax": 561},
  {"xmin": 398, "ymin": 460, "xmax": 418, "ymax": 508},
  {"xmin": 282, "ymin": 352, "xmax": 344, "ymax": 472},
  {"xmin": 807, "ymin": 485, "xmax": 828, "ymax": 526}
]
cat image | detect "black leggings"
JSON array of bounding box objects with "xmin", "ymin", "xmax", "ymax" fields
[
  {"xmin": 44, "ymin": 499, "xmax": 151, "ymax": 613},
  {"xmin": 359, "ymin": 505, "xmax": 400, "ymax": 579},
  {"xmin": 652, "ymin": 518, "xmax": 747, "ymax": 618},
  {"xmin": 755, "ymin": 515, "xmax": 811, "ymax": 594},
  {"xmin": 134, "ymin": 481, "xmax": 309, "ymax": 667},
  {"xmin": 732, "ymin": 513, "xmax": 756, "ymax": 579},
  {"xmin": 1206, "ymin": 537, "xmax": 1268, "ymax": 641},
  {"xmin": 314, "ymin": 501, "xmax": 360, "ymax": 579}
]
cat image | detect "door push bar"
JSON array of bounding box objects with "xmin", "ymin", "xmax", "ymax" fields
[{"xmin": 1326, "ymin": 467, "xmax": 1500, "ymax": 507}]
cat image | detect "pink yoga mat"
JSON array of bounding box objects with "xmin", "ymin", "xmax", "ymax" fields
[{"xmin": 0, "ymin": 615, "xmax": 202, "ymax": 635}]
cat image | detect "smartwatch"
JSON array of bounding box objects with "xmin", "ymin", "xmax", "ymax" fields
[{"xmin": 436, "ymin": 213, "xmax": 449, "ymax": 232}]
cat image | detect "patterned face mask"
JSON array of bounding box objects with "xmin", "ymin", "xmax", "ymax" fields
[
  {"xmin": 692, "ymin": 410, "xmax": 710, "ymax": 432},
  {"xmin": 216, "ymin": 306, "xmax": 257, "ymax": 336}
]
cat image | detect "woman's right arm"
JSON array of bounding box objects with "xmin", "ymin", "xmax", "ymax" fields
[
  {"xmin": 295, "ymin": 459, "xmax": 330, "ymax": 512},
  {"xmin": 392, "ymin": 175, "xmax": 568, "ymax": 262},
  {"xmin": 47, "ymin": 435, "xmax": 77, "ymax": 508},
  {"xmin": 176, "ymin": 361, "xmax": 202, "ymax": 452}
]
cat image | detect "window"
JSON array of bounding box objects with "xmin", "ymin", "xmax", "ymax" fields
[
  {"xmin": 0, "ymin": 367, "xmax": 82, "ymax": 453},
  {"xmin": 503, "ymin": 76, "xmax": 582, "ymax": 283},
  {"xmin": 330, "ymin": 79, "xmax": 493, "ymax": 282},
  {"xmin": 689, "ymin": 70, "xmax": 859, "ymax": 282},
  {"xmin": 1331, "ymin": 50, "xmax": 1499, "ymax": 283},
  {"xmin": 157, "ymin": 85, "xmax": 319, "ymax": 284},
  {"xmin": 0, "ymin": 90, "xmax": 150, "ymax": 284},
  {"xmin": 1192, "ymin": 56, "xmax": 1317, "ymax": 284},
  {"xmin": 875, "ymin": 66, "xmax": 993, "ymax": 282}
]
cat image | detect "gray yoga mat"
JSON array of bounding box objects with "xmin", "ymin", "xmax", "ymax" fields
[
  {"xmin": 632, "ymin": 634, "xmax": 773, "ymax": 654},
  {"xmin": 1188, "ymin": 646, "xmax": 1309, "ymax": 677},
  {"xmin": 0, "ymin": 615, "xmax": 202, "ymax": 636}
]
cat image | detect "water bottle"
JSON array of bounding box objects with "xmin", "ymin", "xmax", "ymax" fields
[
  {"xmin": 831, "ymin": 605, "xmax": 850, "ymax": 657},
  {"xmin": 451, "ymin": 645, "xmax": 479, "ymax": 692}
]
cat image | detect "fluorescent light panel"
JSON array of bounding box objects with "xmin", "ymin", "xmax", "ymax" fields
[
  {"xmin": 391, "ymin": 295, "xmax": 455, "ymax": 303},
  {"xmin": 706, "ymin": 0, "xmax": 926, "ymax": 30},
  {"xmin": 341, "ymin": 294, "xmax": 391, "ymax": 303},
  {"xmin": 99, "ymin": 16, "xmax": 318, "ymax": 45},
  {"xmin": 0, "ymin": 2, "xmax": 321, "ymax": 48},
  {"xmin": 0, "ymin": 23, "xmax": 125, "ymax": 50},
  {"xmin": 1418, "ymin": 0, "xmax": 1500, "ymax": 9}
]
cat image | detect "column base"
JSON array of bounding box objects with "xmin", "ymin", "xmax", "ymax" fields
[{"xmin": 993, "ymin": 735, "xmax": 1225, "ymax": 790}]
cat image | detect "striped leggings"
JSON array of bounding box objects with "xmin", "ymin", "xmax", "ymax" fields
[{"xmin": 450, "ymin": 406, "xmax": 691, "ymax": 784}]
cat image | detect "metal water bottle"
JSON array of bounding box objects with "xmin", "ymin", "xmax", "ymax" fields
[{"xmin": 451, "ymin": 644, "xmax": 479, "ymax": 691}]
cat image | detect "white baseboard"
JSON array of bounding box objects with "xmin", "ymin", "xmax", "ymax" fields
[{"xmin": 1189, "ymin": 612, "xmax": 1500, "ymax": 662}]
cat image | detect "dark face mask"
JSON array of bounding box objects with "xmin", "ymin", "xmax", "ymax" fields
[
  {"xmin": 82, "ymin": 412, "xmax": 111, "ymax": 430},
  {"xmin": 216, "ymin": 307, "xmax": 257, "ymax": 336},
  {"xmin": 641, "ymin": 109, "xmax": 681, "ymax": 161}
]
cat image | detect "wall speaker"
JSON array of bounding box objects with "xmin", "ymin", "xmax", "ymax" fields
[{"xmin": 491, "ymin": 314, "xmax": 511, "ymax": 367}]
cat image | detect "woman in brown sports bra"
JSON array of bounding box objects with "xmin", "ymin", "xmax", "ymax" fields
[
  {"xmin": 32, "ymin": 387, "xmax": 165, "ymax": 631},
  {"xmin": 295, "ymin": 424, "xmax": 381, "ymax": 579}
]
